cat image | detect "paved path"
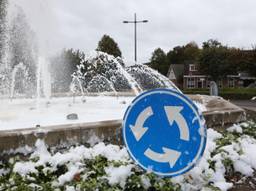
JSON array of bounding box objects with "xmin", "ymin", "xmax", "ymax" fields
[{"xmin": 231, "ymin": 100, "xmax": 256, "ymax": 112}]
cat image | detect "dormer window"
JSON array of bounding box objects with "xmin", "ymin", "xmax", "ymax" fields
[{"xmin": 189, "ymin": 64, "xmax": 197, "ymax": 72}]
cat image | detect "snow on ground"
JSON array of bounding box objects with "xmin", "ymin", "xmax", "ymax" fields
[
  {"xmin": 1, "ymin": 121, "xmax": 256, "ymax": 191},
  {"xmin": 0, "ymin": 96, "xmax": 207, "ymax": 131}
]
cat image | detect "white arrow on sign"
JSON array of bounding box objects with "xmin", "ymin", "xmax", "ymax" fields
[
  {"xmin": 129, "ymin": 106, "xmax": 153, "ymax": 141},
  {"xmin": 164, "ymin": 106, "xmax": 190, "ymax": 141},
  {"xmin": 144, "ymin": 147, "xmax": 181, "ymax": 168}
]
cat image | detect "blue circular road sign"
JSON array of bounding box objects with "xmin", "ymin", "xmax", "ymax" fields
[{"xmin": 123, "ymin": 89, "xmax": 207, "ymax": 177}]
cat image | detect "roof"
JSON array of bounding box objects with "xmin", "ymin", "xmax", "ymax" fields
[
  {"xmin": 167, "ymin": 64, "xmax": 184, "ymax": 80},
  {"xmin": 167, "ymin": 68, "xmax": 176, "ymax": 80}
]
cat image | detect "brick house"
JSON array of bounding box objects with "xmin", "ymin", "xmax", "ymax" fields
[{"xmin": 167, "ymin": 63, "xmax": 256, "ymax": 89}]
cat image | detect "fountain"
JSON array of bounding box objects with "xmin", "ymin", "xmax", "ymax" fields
[
  {"xmin": 37, "ymin": 57, "xmax": 52, "ymax": 100},
  {"xmin": 10, "ymin": 62, "xmax": 29, "ymax": 99},
  {"xmin": 87, "ymin": 75, "xmax": 117, "ymax": 94},
  {"xmin": 1, "ymin": 0, "xmax": 241, "ymax": 134},
  {"xmin": 0, "ymin": 48, "xmax": 180, "ymax": 130},
  {"xmin": 0, "ymin": 2, "xmax": 180, "ymax": 129},
  {"xmin": 71, "ymin": 51, "xmax": 176, "ymax": 96},
  {"xmin": 0, "ymin": 1, "xmax": 179, "ymax": 100},
  {"xmin": 70, "ymin": 75, "xmax": 87, "ymax": 103}
]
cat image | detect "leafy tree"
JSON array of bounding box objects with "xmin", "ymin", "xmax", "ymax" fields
[
  {"xmin": 237, "ymin": 48, "xmax": 256, "ymax": 76},
  {"xmin": 183, "ymin": 42, "xmax": 200, "ymax": 62},
  {"xmin": 202, "ymin": 39, "xmax": 222, "ymax": 49},
  {"xmin": 166, "ymin": 46, "xmax": 185, "ymax": 65},
  {"xmin": 149, "ymin": 48, "xmax": 168, "ymax": 75},
  {"xmin": 247, "ymin": 49, "xmax": 256, "ymax": 76},
  {"xmin": 199, "ymin": 39, "xmax": 231, "ymax": 81},
  {"xmin": 227, "ymin": 47, "xmax": 243, "ymax": 74},
  {"xmin": 200, "ymin": 40, "xmax": 256, "ymax": 80},
  {"xmin": 166, "ymin": 42, "xmax": 200, "ymax": 65},
  {"xmin": 96, "ymin": 34, "xmax": 122, "ymax": 58}
]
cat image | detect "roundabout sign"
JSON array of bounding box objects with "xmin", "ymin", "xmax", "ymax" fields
[{"xmin": 122, "ymin": 89, "xmax": 207, "ymax": 177}]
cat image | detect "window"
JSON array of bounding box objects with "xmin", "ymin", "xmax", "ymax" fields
[
  {"xmin": 228, "ymin": 79, "xmax": 235, "ymax": 88},
  {"xmin": 198, "ymin": 78, "xmax": 205, "ymax": 88},
  {"xmin": 189, "ymin": 64, "xmax": 197, "ymax": 72},
  {"xmin": 238, "ymin": 80, "xmax": 243, "ymax": 87},
  {"xmin": 187, "ymin": 77, "xmax": 195, "ymax": 88}
]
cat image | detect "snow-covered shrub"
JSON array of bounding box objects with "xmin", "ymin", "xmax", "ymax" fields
[{"xmin": 1, "ymin": 121, "xmax": 256, "ymax": 191}]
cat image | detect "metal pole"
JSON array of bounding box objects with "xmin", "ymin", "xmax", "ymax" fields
[
  {"xmin": 123, "ymin": 14, "xmax": 148, "ymax": 64},
  {"xmin": 134, "ymin": 13, "xmax": 137, "ymax": 63}
]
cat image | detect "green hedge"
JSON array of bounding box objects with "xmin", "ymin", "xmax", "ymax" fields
[{"xmin": 183, "ymin": 88, "xmax": 256, "ymax": 100}]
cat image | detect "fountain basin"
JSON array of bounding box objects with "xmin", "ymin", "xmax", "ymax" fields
[
  {"xmin": 0, "ymin": 96, "xmax": 133, "ymax": 130},
  {"xmin": 0, "ymin": 95, "xmax": 245, "ymax": 152}
]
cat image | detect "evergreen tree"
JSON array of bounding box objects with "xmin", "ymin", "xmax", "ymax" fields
[
  {"xmin": 96, "ymin": 34, "xmax": 122, "ymax": 58},
  {"xmin": 149, "ymin": 48, "xmax": 168, "ymax": 76}
]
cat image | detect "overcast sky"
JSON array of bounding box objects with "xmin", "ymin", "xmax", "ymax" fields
[{"xmin": 13, "ymin": 0, "xmax": 256, "ymax": 65}]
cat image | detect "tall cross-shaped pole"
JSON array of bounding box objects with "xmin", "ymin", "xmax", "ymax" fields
[{"xmin": 123, "ymin": 13, "xmax": 148, "ymax": 64}]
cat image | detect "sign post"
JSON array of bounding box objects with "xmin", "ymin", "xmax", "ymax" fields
[{"xmin": 123, "ymin": 89, "xmax": 207, "ymax": 177}]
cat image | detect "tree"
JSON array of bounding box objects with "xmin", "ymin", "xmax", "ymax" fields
[
  {"xmin": 183, "ymin": 42, "xmax": 200, "ymax": 62},
  {"xmin": 247, "ymin": 48, "xmax": 256, "ymax": 76},
  {"xmin": 202, "ymin": 39, "xmax": 222, "ymax": 49},
  {"xmin": 199, "ymin": 40, "xmax": 231, "ymax": 81},
  {"xmin": 96, "ymin": 34, "xmax": 122, "ymax": 58},
  {"xmin": 149, "ymin": 48, "xmax": 168, "ymax": 76},
  {"xmin": 166, "ymin": 42, "xmax": 200, "ymax": 65},
  {"xmin": 237, "ymin": 48, "xmax": 256, "ymax": 77},
  {"xmin": 166, "ymin": 46, "xmax": 185, "ymax": 65}
]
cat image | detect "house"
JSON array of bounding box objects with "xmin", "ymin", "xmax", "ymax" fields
[
  {"xmin": 168, "ymin": 63, "xmax": 256, "ymax": 89},
  {"xmin": 167, "ymin": 64, "xmax": 184, "ymax": 89},
  {"xmin": 167, "ymin": 63, "xmax": 206, "ymax": 89},
  {"xmin": 226, "ymin": 72, "xmax": 256, "ymax": 88},
  {"xmin": 183, "ymin": 63, "xmax": 209, "ymax": 89}
]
